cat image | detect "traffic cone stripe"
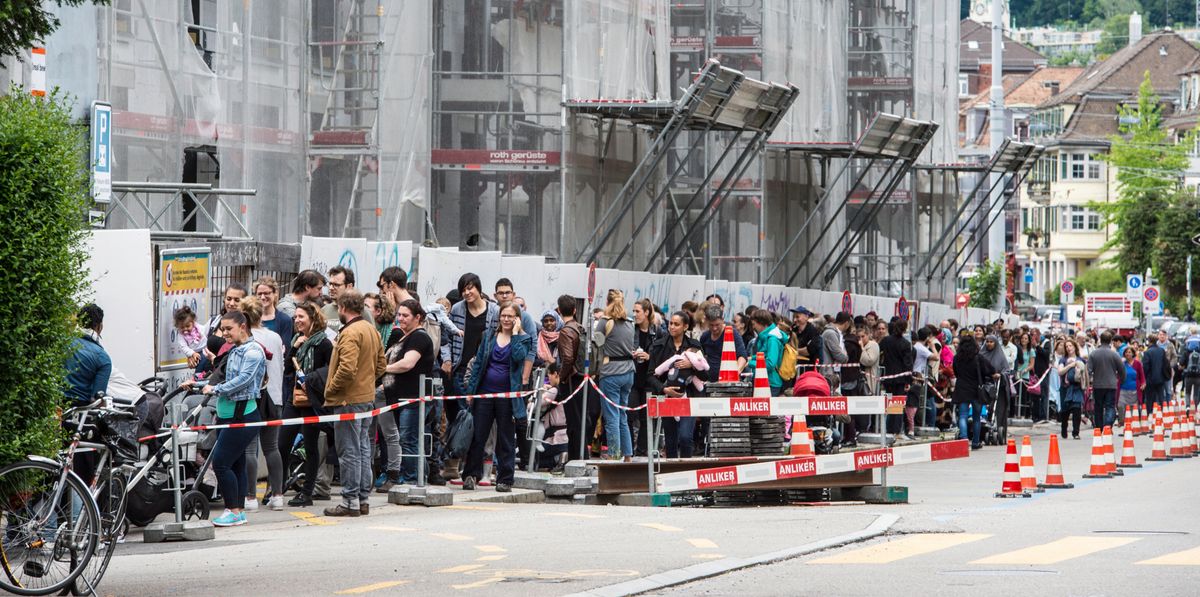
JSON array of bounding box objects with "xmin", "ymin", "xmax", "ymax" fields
[
  {"xmin": 717, "ymin": 326, "xmax": 739, "ymax": 382},
  {"xmin": 1019, "ymin": 435, "xmax": 1044, "ymax": 493},
  {"xmin": 1102, "ymin": 426, "xmax": 1122, "ymax": 476},
  {"xmin": 1039, "ymin": 434, "xmax": 1073, "ymax": 489},
  {"xmin": 789, "ymin": 419, "xmax": 814, "ymax": 456},
  {"xmin": 996, "ymin": 438, "xmax": 1031, "ymax": 498},
  {"xmin": 1117, "ymin": 427, "xmax": 1141, "ymax": 468},
  {"xmin": 1082, "ymin": 428, "xmax": 1112, "ymax": 478},
  {"xmin": 752, "ymin": 352, "xmax": 770, "ymax": 399},
  {"xmin": 1147, "ymin": 414, "xmax": 1172, "ymax": 461}
]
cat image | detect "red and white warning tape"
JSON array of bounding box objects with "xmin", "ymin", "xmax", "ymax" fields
[{"xmin": 654, "ymin": 438, "xmax": 970, "ymax": 493}]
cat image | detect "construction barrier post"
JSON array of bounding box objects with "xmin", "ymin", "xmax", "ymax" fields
[{"xmin": 417, "ymin": 374, "xmax": 427, "ymax": 488}]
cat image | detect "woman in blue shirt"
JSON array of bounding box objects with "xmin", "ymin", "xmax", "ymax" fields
[
  {"xmin": 462, "ymin": 302, "xmax": 534, "ymax": 493},
  {"xmin": 185, "ymin": 311, "xmax": 266, "ymax": 527}
]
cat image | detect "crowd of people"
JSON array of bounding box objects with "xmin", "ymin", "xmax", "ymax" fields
[{"xmin": 63, "ymin": 262, "xmax": 1200, "ymax": 528}]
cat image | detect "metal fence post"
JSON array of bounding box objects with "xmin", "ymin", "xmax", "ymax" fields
[{"xmin": 417, "ymin": 374, "xmax": 427, "ymax": 488}]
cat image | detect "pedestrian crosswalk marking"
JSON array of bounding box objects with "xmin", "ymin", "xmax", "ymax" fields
[
  {"xmin": 334, "ymin": 580, "xmax": 410, "ymax": 594},
  {"xmin": 687, "ymin": 538, "xmax": 719, "ymax": 549},
  {"xmin": 475, "ymin": 555, "xmax": 508, "ymax": 562},
  {"xmin": 474, "ymin": 545, "xmax": 507, "ymax": 553},
  {"xmin": 809, "ymin": 534, "xmax": 992, "ymax": 564},
  {"xmin": 1136, "ymin": 546, "xmax": 1200, "ymax": 566},
  {"xmin": 971, "ymin": 536, "xmax": 1139, "ymax": 565},
  {"xmin": 452, "ymin": 576, "xmax": 505, "ymax": 590},
  {"xmin": 545, "ymin": 512, "xmax": 604, "ymax": 519},
  {"xmin": 431, "ymin": 532, "xmax": 474, "ymax": 541},
  {"xmin": 638, "ymin": 523, "xmax": 682, "ymax": 532}
]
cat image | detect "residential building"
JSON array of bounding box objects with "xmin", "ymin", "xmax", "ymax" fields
[
  {"xmin": 959, "ymin": 18, "xmax": 1046, "ymax": 99},
  {"xmin": 1021, "ymin": 30, "xmax": 1200, "ymax": 300}
]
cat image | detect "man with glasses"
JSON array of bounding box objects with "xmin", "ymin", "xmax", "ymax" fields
[
  {"xmin": 494, "ymin": 278, "xmax": 537, "ymax": 334},
  {"xmin": 323, "ymin": 266, "xmax": 373, "ymax": 334}
]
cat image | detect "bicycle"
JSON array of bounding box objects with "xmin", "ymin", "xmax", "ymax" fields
[{"xmin": 0, "ymin": 398, "xmax": 119, "ymax": 595}]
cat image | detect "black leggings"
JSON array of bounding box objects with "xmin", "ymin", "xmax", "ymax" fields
[
  {"xmin": 1060, "ymin": 404, "xmax": 1082, "ymax": 438},
  {"xmin": 279, "ymin": 402, "xmax": 321, "ymax": 496}
]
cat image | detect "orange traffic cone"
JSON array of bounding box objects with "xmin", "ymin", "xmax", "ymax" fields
[
  {"xmin": 1082, "ymin": 428, "xmax": 1112, "ymax": 478},
  {"xmin": 716, "ymin": 325, "xmax": 740, "ymax": 382},
  {"xmin": 1117, "ymin": 427, "xmax": 1141, "ymax": 468},
  {"xmin": 1102, "ymin": 426, "xmax": 1122, "ymax": 476},
  {"xmin": 1138, "ymin": 404, "xmax": 1149, "ymax": 435},
  {"xmin": 752, "ymin": 352, "xmax": 770, "ymax": 399},
  {"xmin": 1170, "ymin": 420, "xmax": 1191, "ymax": 458},
  {"xmin": 789, "ymin": 419, "xmax": 814, "ymax": 456},
  {"xmin": 1019, "ymin": 435, "xmax": 1043, "ymax": 493},
  {"xmin": 1147, "ymin": 414, "xmax": 1172, "ymax": 461},
  {"xmin": 1122, "ymin": 405, "xmax": 1135, "ymax": 434},
  {"xmin": 996, "ymin": 438, "xmax": 1031, "ymax": 498},
  {"xmin": 1190, "ymin": 414, "xmax": 1200, "ymax": 455},
  {"xmin": 1039, "ymin": 434, "xmax": 1074, "ymax": 489}
]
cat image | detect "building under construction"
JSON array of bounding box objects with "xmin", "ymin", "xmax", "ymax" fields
[{"xmin": 3, "ymin": 0, "xmax": 963, "ymax": 297}]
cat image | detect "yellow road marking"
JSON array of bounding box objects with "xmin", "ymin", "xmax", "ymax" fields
[
  {"xmin": 692, "ymin": 554, "xmax": 725, "ymax": 560},
  {"xmin": 811, "ymin": 534, "xmax": 992, "ymax": 565},
  {"xmin": 369, "ymin": 526, "xmax": 417, "ymax": 532},
  {"xmin": 971, "ymin": 536, "xmax": 1139, "ymax": 565},
  {"xmin": 452, "ymin": 577, "xmax": 505, "ymax": 590},
  {"xmin": 445, "ymin": 505, "xmax": 501, "ymax": 511},
  {"xmin": 334, "ymin": 580, "xmax": 410, "ymax": 594},
  {"xmin": 687, "ymin": 538, "xmax": 719, "ymax": 549},
  {"xmin": 638, "ymin": 523, "xmax": 682, "ymax": 532},
  {"xmin": 1137, "ymin": 546, "xmax": 1200, "ymax": 566},
  {"xmin": 474, "ymin": 545, "xmax": 507, "ymax": 553},
  {"xmin": 438, "ymin": 564, "xmax": 487, "ymax": 574},
  {"xmin": 290, "ymin": 512, "xmax": 337, "ymax": 526},
  {"xmin": 431, "ymin": 532, "xmax": 474, "ymax": 541},
  {"xmin": 546, "ymin": 512, "xmax": 604, "ymax": 519},
  {"xmin": 476, "ymin": 555, "xmax": 508, "ymax": 562}
]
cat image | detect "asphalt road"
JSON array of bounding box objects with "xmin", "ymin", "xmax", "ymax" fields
[{"xmin": 97, "ymin": 422, "xmax": 1200, "ymax": 596}]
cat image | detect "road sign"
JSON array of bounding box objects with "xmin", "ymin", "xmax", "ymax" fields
[
  {"xmin": 587, "ymin": 262, "xmax": 596, "ymax": 299},
  {"xmin": 1023, "ymin": 266, "xmax": 1034, "ymax": 284},
  {"xmin": 1126, "ymin": 274, "xmax": 1143, "ymax": 300},
  {"xmin": 841, "ymin": 290, "xmax": 853, "ymax": 315},
  {"xmin": 895, "ymin": 296, "xmax": 909, "ymax": 321},
  {"xmin": 91, "ymin": 101, "xmax": 112, "ymax": 204},
  {"xmin": 1060, "ymin": 280, "xmax": 1074, "ymax": 304},
  {"xmin": 1143, "ymin": 285, "xmax": 1160, "ymax": 303}
]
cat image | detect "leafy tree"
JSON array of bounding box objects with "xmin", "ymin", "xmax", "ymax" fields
[
  {"xmin": 1048, "ymin": 49, "xmax": 1094, "ymax": 66},
  {"xmin": 1094, "ymin": 71, "xmax": 1191, "ymax": 275},
  {"xmin": 969, "ymin": 259, "xmax": 1003, "ymax": 308},
  {"xmin": 1095, "ymin": 13, "xmax": 1135, "ymax": 56},
  {"xmin": 0, "ymin": 88, "xmax": 90, "ymax": 464},
  {"xmin": 1082, "ymin": 0, "xmax": 1142, "ymax": 23},
  {"xmin": 1152, "ymin": 190, "xmax": 1200, "ymax": 306},
  {"xmin": 1043, "ymin": 266, "xmax": 1123, "ymax": 303},
  {"xmin": 0, "ymin": 1, "xmax": 108, "ymax": 61}
]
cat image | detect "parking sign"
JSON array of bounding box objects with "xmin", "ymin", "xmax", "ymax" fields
[{"xmin": 1060, "ymin": 280, "xmax": 1074, "ymax": 304}]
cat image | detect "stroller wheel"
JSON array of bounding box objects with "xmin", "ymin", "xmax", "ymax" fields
[{"xmin": 181, "ymin": 490, "xmax": 210, "ymax": 521}]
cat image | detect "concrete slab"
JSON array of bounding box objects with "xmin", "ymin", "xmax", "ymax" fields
[
  {"xmin": 514, "ymin": 471, "xmax": 552, "ymax": 491},
  {"xmin": 142, "ymin": 520, "xmax": 215, "ymax": 543},
  {"xmin": 616, "ymin": 492, "xmax": 671, "ymax": 507},
  {"xmin": 545, "ymin": 478, "xmax": 577, "ymax": 497}
]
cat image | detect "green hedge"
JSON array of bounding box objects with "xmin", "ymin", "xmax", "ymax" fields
[{"xmin": 0, "ymin": 89, "xmax": 89, "ymax": 465}]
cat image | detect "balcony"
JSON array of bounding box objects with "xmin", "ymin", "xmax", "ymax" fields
[
  {"xmin": 1026, "ymin": 180, "xmax": 1050, "ymax": 205},
  {"xmin": 1024, "ymin": 230, "xmax": 1050, "ymax": 255}
]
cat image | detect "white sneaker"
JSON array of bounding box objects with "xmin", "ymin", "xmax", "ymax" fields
[
  {"xmin": 244, "ymin": 497, "xmax": 259, "ymax": 511},
  {"xmin": 268, "ymin": 495, "xmax": 284, "ymax": 511}
]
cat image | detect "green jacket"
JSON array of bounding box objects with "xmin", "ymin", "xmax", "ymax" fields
[{"xmin": 749, "ymin": 323, "xmax": 788, "ymax": 389}]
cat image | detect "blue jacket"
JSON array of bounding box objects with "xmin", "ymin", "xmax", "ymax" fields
[
  {"xmin": 466, "ymin": 332, "xmax": 534, "ymax": 419},
  {"xmin": 65, "ymin": 334, "xmax": 112, "ymax": 404},
  {"xmin": 1143, "ymin": 344, "xmax": 1169, "ymax": 386},
  {"xmin": 211, "ymin": 341, "xmax": 267, "ymax": 419}
]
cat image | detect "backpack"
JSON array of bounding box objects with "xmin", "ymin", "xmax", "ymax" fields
[
  {"xmin": 1187, "ymin": 349, "xmax": 1200, "ymax": 375},
  {"xmin": 424, "ymin": 318, "xmax": 442, "ymax": 361},
  {"xmin": 778, "ymin": 334, "xmax": 799, "ymax": 381},
  {"xmin": 588, "ymin": 318, "xmax": 615, "ymax": 377}
]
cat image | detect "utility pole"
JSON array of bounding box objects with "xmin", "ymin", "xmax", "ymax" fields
[{"xmin": 988, "ymin": 0, "xmax": 1008, "ymax": 313}]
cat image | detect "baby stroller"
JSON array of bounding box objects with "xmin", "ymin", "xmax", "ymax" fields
[
  {"xmin": 793, "ymin": 370, "xmax": 840, "ymax": 454},
  {"xmin": 123, "ymin": 383, "xmax": 213, "ymax": 527}
]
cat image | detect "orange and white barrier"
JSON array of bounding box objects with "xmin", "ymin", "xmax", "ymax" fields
[
  {"xmin": 653, "ymin": 439, "xmax": 970, "ymax": 493},
  {"xmin": 716, "ymin": 326, "xmax": 740, "ymax": 383},
  {"xmin": 789, "ymin": 419, "xmax": 814, "ymax": 456},
  {"xmin": 1102, "ymin": 426, "xmax": 1122, "ymax": 476},
  {"xmin": 646, "ymin": 394, "xmax": 892, "ymax": 418}
]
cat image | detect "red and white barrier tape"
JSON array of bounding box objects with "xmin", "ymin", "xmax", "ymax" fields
[
  {"xmin": 587, "ymin": 376, "xmax": 650, "ymax": 412},
  {"xmin": 654, "ymin": 438, "xmax": 970, "ymax": 493}
]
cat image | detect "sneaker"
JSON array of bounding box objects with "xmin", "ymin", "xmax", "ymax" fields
[
  {"xmin": 287, "ymin": 493, "xmax": 313, "ymax": 507},
  {"xmin": 212, "ymin": 509, "xmax": 246, "ymax": 527},
  {"xmin": 268, "ymin": 495, "xmax": 284, "ymax": 511},
  {"xmin": 462, "ymin": 476, "xmax": 477, "ymax": 491},
  {"xmin": 374, "ymin": 473, "xmax": 387, "ymax": 488},
  {"xmin": 359, "ymin": 503, "xmax": 369, "ymax": 516},
  {"xmin": 323, "ymin": 504, "xmax": 361, "ymax": 518},
  {"xmin": 244, "ymin": 498, "xmax": 259, "ymax": 512},
  {"xmin": 496, "ymin": 484, "xmax": 512, "ymax": 493}
]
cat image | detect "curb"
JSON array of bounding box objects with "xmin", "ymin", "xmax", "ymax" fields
[{"xmin": 565, "ymin": 513, "xmax": 901, "ymax": 597}]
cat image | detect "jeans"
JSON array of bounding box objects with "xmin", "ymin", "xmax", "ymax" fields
[
  {"xmin": 1092, "ymin": 388, "xmax": 1116, "ymax": 429},
  {"xmin": 599, "ymin": 371, "xmax": 635, "ymax": 458},
  {"xmin": 211, "ymin": 410, "xmax": 262, "ymax": 510},
  {"xmin": 1185, "ymin": 376, "xmax": 1200, "ymax": 408},
  {"xmin": 396, "ymin": 402, "xmax": 420, "ymax": 483},
  {"xmin": 465, "ymin": 396, "xmax": 518, "ymax": 486},
  {"xmin": 374, "ymin": 394, "xmax": 402, "ymax": 477},
  {"xmin": 332, "ymin": 402, "xmax": 373, "ymax": 508},
  {"xmin": 957, "ymin": 400, "xmax": 983, "ymax": 446},
  {"xmin": 244, "ymin": 397, "xmax": 283, "ymax": 499},
  {"xmin": 1145, "ymin": 384, "xmax": 1165, "ymax": 415},
  {"xmin": 663, "ymin": 416, "xmax": 696, "ymax": 458}
]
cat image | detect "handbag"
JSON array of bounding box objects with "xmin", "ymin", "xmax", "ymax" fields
[
  {"xmin": 977, "ymin": 358, "xmax": 998, "ymax": 403},
  {"xmin": 292, "ymin": 383, "xmax": 311, "ymax": 408},
  {"xmin": 446, "ymin": 409, "xmax": 474, "ymax": 458}
]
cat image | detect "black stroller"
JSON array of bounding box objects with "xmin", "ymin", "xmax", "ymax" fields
[{"xmin": 123, "ymin": 383, "xmax": 213, "ymax": 527}]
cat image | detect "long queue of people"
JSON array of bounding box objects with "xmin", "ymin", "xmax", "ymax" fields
[{"xmin": 71, "ymin": 262, "xmax": 1200, "ymax": 528}]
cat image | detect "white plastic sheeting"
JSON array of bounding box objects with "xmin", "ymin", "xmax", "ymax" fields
[
  {"xmin": 379, "ymin": 2, "xmax": 434, "ymax": 241},
  {"xmin": 913, "ymin": 0, "xmax": 960, "ymax": 164},
  {"xmin": 564, "ymin": 0, "xmax": 671, "ymax": 101},
  {"xmin": 763, "ymin": 0, "xmax": 848, "ymax": 143}
]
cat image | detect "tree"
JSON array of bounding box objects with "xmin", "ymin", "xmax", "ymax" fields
[
  {"xmin": 1094, "ymin": 71, "xmax": 1191, "ymax": 276},
  {"xmin": 969, "ymin": 259, "xmax": 1003, "ymax": 308},
  {"xmin": 1152, "ymin": 190, "xmax": 1200, "ymax": 311},
  {"xmin": 0, "ymin": 1, "xmax": 108, "ymax": 61},
  {"xmin": 1095, "ymin": 13, "xmax": 1135, "ymax": 56},
  {"xmin": 1082, "ymin": 0, "xmax": 1142, "ymax": 24},
  {"xmin": 0, "ymin": 88, "xmax": 90, "ymax": 464},
  {"xmin": 1043, "ymin": 266, "xmax": 1124, "ymax": 303}
]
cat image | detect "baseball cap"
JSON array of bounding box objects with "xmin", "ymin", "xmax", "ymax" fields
[{"xmin": 789, "ymin": 306, "xmax": 814, "ymax": 316}]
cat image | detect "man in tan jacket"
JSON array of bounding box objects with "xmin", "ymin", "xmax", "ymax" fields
[{"xmin": 323, "ymin": 289, "xmax": 386, "ymax": 517}]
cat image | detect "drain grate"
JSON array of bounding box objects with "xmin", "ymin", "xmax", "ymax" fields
[
  {"xmin": 940, "ymin": 569, "xmax": 1059, "ymax": 577},
  {"xmin": 1092, "ymin": 530, "xmax": 1189, "ymax": 535}
]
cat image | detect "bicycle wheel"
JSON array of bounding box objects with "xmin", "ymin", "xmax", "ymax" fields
[
  {"xmin": 0, "ymin": 460, "xmax": 100, "ymax": 596},
  {"xmin": 71, "ymin": 473, "xmax": 126, "ymax": 596}
]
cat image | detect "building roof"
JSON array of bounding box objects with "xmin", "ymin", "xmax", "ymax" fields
[
  {"xmin": 960, "ymin": 19, "xmax": 1047, "ymax": 73},
  {"xmin": 1040, "ymin": 30, "xmax": 1200, "ymax": 109},
  {"xmin": 960, "ymin": 66, "xmax": 1084, "ymax": 115}
]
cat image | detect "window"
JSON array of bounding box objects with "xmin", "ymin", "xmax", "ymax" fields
[
  {"xmin": 1062, "ymin": 205, "xmax": 1101, "ymax": 231},
  {"xmin": 1064, "ymin": 152, "xmax": 1102, "ymax": 180},
  {"xmin": 958, "ymin": 73, "xmax": 970, "ymax": 97}
]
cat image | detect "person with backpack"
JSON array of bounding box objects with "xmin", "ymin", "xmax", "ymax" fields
[
  {"xmin": 1182, "ymin": 326, "xmax": 1200, "ymax": 407},
  {"xmin": 748, "ymin": 309, "xmax": 788, "ymax": 396}
]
